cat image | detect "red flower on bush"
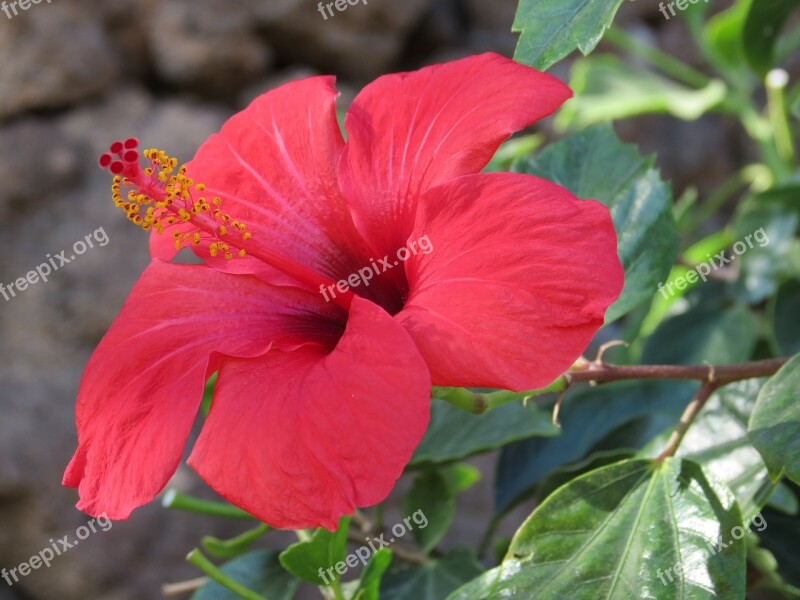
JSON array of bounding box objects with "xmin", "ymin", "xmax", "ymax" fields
[{"xmin": 64, "ymin": 53, "xmax": 623, "ymax": 529}]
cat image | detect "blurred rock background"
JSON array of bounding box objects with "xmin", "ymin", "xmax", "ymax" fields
[{"xmin": 0, "ymin": 0, "xmax": 749, "ymax": 598}]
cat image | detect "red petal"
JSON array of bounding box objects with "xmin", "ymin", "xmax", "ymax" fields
[
  {"xmin": 157, "ymin": 76, "xmax": 371, "ymax": 283},
  {"xmin": 188, "ymin": 296, "xmax": 431, "ymax": 530},
  {"xmin": 64, "ymin": 261, "xmax": 344, "ymax": 519},
  {"xmin": 396, "ymin": 173, "xmax": 623, "ymax": 391},
  {"xmin": 339, "ymin": 53, "xmax": 572, "ymax": 253}
]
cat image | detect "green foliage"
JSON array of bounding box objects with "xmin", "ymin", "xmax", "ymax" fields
[
  {"xmin": 772, "ymin": 280, "xmax": 800, "ymax": 355},
  {"xmin": 754, "ymin": 508, "xmax": 800, "ymax": 590},
  {"xmin": 557, "ymin": 56, "xmax": 726, "ymax": 128},
  {"xmin": 410, "ymin": 398, "xmax": 558, "ymax": 467},
  {"xmin": 191, "ymin": 550, "xmax": 300, "ymax": 600},
  {"xmin": 450, "ymin": 459, "xmax": 746, "ymax": 599},
  {"xmin": 495, "ymin": 381, "xmax": 694, "ymax": 515},
  {"xmin": 642, "ymin": 286, "xmax": 760, "ymax": 365},
  {"xmin": 403, "ymin": 471, "xmax": 454, "ymax": 553},
  {"xmin": 749, "ymin": 354, "xmax": 800, "ymax": 485},
  {"xmin": 379, "ymin": 548, "xmax": 484, "ymax": 600},
  {"xmin": 640, "ymin": 379, "xmax": 775, "ymax": 520},
  {"xmin": 352, "ymin": 549, "xmax": 393, "ymax": 600},
  {"xmin": 279, "ymin": 517, "xmax": 351, "ymax": 585},
  {"xmin": 512, "ymin": 0, "xmax": 624, "ymax": 70},
  {"xmin": 743, "ymin": 0, "xmax": 799, "ymax": 75}
]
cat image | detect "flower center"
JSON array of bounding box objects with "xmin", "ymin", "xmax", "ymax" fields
[
  {"xmin": 99, "ymin": 139, "xmax": 355, "ymax": 311},
  {"xmin": 99, "ymin": 138, "xmax": 251, "ymax": 260}
]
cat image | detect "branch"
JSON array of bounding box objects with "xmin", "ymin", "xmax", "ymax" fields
[
  {"xmin": 567, "ymin": 357, "xmax": 788, "ymax": 386},
  {"xmin": 350, "ymin": 512, "xmax": 429, "ymax": 565},
  {"xmin": 656, "ymin": 379, "xmax": 720, "ymax": 462},
  {"xmin": 564, "ymin": 355, "xmax": 790, "ymax": 460}
]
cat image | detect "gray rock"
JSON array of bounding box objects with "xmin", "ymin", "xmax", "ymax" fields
[
  {"xmin": 257, "ymin": 0, "xmax": 432, "ymax": 80},
  {"xmin": 0, "ymin": 3, "xmax": 118, "ymax": 120},
  {"xmin": 0, "ymin": 89, "xmax": 237, "ymax": 600},
  {"xmin": 146, "ymin": 0, "xmax": 274, "ymax": 97}
]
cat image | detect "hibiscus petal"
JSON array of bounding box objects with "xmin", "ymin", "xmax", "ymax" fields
[
  {"xmin": 396, "ymin": 172, "xmax": 623, "ymax": 391},
  {"xmin": 339, "ymin": 53, "xmax": 572, "ymax": 252},
  {"xmin": 64, "ymin": 260, "xmax": 344, "ymax": 519},
  {"xmin": 155, "ymin": 76, "xmax": 372, "ymax": 283},
  {"xmin": 188, "ymin": 296, "xmax": 431, "ymax": 530}
]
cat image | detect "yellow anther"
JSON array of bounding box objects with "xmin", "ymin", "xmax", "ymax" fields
[{"xmin": 109, "ymin": 146, "xmax": 251, "ymax": 259}]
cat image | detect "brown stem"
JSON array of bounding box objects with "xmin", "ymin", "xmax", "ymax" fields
[
  {"xmin": 565, "ymin": 356, "xmax": 789, "ymax": 460},
  {"xmin": 346, "ymin": 531, "xmax": 429, "ymax": 565},
  {"xmin": 656, "ymin": 380, "xmax": 720, "ymax": 462},
  {"xmin": 568, "ymin": 357, "xmax": 788, "ymax": 386}
]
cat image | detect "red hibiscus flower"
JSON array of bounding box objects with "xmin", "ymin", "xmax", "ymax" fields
[{"xmin": 64, "ymin": 53, "xmax": 623, "ymax": 530}]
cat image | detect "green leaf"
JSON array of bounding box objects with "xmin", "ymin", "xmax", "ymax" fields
[
  {"xmin": 409, "ymin": 398, "xmax": 558, "ymax": 468},
  {"xmin": 749, "ymin": 354, "xmax": 800, "ymax": 485},
  {"xmin": 380, "ymin": 548, "xmax": 484, "ymax": 600},
  {"xmin": 351, "ymin": 548, "xmax": 393, "ymax": 600},
  {"xmin": 641, "ymin": 379, "xmax": 773, "ymax": 519},
  {"xmin": 403, "ymin": 471, "xmax": 454, "ymax": 553},
  {"xmin": 192, "ymin": 550, "xmax": 300, "ymax": 600},
  {"xmin": 495, "ymin": 380, "xmax": 694, "ymax": 515},
  {"xmin": 772, "ymin": 279, "xmax": 800, "ymax": 355},
  {"xmin": 531, "ymin": 448, "xmax": 635, "ymax": 507},
  {"xmin": 704, "ymin": 0, "xmax": 753, "ymax": 73},
  {"xmin": 642, "ymin": 286, "xmax": 759, "ymax": 365},
  {"xmin": 279, "ymin": 517, "xmax": 351, "ymax": 585},
  {"xmin": 511, "ymin": 0, "xmax": 624, "ymax": 70},
  {"xmin": 767, "ymin": 481, "xmax": 799, "ymax": 515},
  {"xmin": 557, "ymin": 56, "xmax": 726, "ymax": 129},
  {"xmin": 450, "ymin": 459, "xmax": 747, "ymax": 600},
  {"xmin": 743, "ymin": 0, "xmax": 799, "ymax": 75},
  {"xmin": 514, "ymin": 123, "xmax": 679, "ymax": 322},
  {"xmin": 733, "ymin": 188, "xmax": 800, "ymax": 303}
]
